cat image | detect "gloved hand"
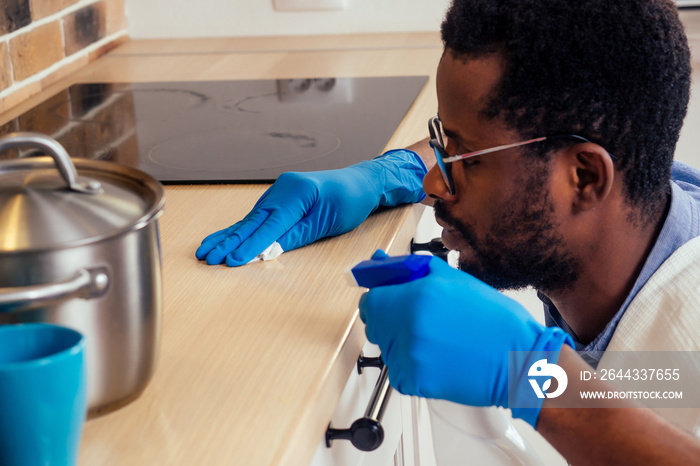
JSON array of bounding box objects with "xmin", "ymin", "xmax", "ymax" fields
[
  {"xmin": 196, "ymin": 150, "xmax": 427, "ymax": 267},
  {"xmin": 359, "ymin": 251, "xmax": 573, "ymax": 428}
]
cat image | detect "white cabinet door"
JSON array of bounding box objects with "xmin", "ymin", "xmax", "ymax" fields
[{"xmin": 310, "ymin": 343, "xmax": 416, "ymax": 466}]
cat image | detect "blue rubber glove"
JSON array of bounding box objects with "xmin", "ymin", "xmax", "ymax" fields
[
  {"xmin": 196, "ymin": 150, "xmax": 427, "ymax": 267},
  {"xmin": 359, "ymin": 252, "xmax": 573, "ymax": 428}
]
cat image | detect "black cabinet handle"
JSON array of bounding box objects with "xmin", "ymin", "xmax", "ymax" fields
[
  {"xmin": 356, "ymin": 353, "xmax": 383, "ymax": 374},
  {"xmin": 325, "ymin": 363, "xmax": 392, "ymax": 452},
  {"xmin": 410, "ymin": 237, "xmax": 449, "ymax": 261}
]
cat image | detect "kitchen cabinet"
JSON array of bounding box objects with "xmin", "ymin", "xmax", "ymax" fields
[
  {"xmin": 309, "ymin": 342, "xmax": 423, "ymax": 466},
  {"xmin": 309, "ymin": 209, "xmax": 445, "ymax": 466}
]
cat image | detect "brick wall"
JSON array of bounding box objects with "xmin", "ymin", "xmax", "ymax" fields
[{"xmin": 0, "ymin": 0, "xmax": 127, "ymax": 112}]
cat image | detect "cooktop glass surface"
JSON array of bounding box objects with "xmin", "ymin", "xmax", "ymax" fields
[{"xmin": 5, "ymin": 77, "xmax": 428, "ymax": 183}]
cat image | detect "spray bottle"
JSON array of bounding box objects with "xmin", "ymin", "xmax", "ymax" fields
[{"xmin": 351, "ymin": 253, "xmax": 545, "ymax": 466}]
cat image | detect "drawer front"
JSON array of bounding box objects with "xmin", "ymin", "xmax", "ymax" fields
[{"xmin": 310, "ymin": 343, "xmax": 413, "ymax": 466}]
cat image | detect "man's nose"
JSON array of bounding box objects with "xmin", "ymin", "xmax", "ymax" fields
[{"xmin": 423, "ymin": 164, "xmax": 457, "ymax": 202}]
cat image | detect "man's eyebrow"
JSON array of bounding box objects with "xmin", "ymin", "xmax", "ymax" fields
[{"xmin": 436, "ymin": 115, "xmax": 477, "ymax": 147}]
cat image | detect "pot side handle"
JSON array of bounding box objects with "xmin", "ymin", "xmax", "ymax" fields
[{"xmin": 0, "ymin": 267, "xmax": 110, "ymax": 313}]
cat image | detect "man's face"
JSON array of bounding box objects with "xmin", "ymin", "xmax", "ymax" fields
[{"xmin": 428, "ymin": 50, "xmax": 580, "ymax": 292}]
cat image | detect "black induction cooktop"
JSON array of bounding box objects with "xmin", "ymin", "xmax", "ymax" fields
[{"xmin": 5, "ymin": 77, "xmax": 428, "ymax": 183}]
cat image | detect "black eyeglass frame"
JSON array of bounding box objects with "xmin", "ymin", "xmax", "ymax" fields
[{"xmin": 428, "ymin": 116, "xmax": 617, "ymax": 195}]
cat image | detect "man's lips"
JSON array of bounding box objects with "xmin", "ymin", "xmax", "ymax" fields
[
  {"xmin": 441, "ymin": 228, "xmax": 461, "ymax": 250},
  {"xmin": 435, "ymin": 217, "xmax": 452, "ymax": 231},
  {"xmin": 435, "ymin": 217, "xmax": 460, "ymax": 250},
  {"xmin": 434, "ymin": 203, "xmax": 468, "ymax": 252}
]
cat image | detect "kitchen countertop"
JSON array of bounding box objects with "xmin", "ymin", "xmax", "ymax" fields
[
  {"xmin": 0, "ymin": 33, "xmax": 442, "ymax": 465},
  {"xmin": 2, "ymin": 13, "xmax": 700, "ymax": 463}
]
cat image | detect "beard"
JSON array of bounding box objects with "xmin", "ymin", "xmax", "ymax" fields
[{"xmin": 433, "ymin": 172, "xmax": 580, "ymax": 294}]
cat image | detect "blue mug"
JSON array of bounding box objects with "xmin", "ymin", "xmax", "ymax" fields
[{"xmin": 0, "ymin": 323, "xmax": 87, "ymax": 466}]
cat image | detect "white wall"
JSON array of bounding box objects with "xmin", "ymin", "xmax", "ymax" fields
[{"xmin": 125, "ymin": 0, "xmax": 450, "ymax": 39}]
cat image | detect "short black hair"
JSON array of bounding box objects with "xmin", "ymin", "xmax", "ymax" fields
[{"xmin": 441, "ymin": 0, "xmax": 691, "ymax": 220}]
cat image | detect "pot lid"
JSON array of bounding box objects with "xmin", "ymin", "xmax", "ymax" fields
[{"xmin": 0, "ymin": 132, "xmax": 165, "ymax": 252}]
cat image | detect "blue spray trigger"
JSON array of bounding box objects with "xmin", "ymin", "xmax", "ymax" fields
[{"xmin": 351, "ymin": 254, "xmax": 432, "ymax": 288}]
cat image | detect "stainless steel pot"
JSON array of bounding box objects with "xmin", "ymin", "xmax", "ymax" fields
[{"xmin": 0, "ymin": 132, "xmax": 165, "ymax": 417}]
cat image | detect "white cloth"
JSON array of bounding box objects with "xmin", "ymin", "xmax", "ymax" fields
[
  {"xmin": 600, "ymin": 235, "xmax": 700, "ymax": 434},
  {"xmin": 245, "ymin": 242, "xmax": 284, "ymax": 264}
]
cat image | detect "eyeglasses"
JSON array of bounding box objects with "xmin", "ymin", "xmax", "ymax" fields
[{"xmin": 428, "ymin": 116, "xmax": 617, "ymax": 195}]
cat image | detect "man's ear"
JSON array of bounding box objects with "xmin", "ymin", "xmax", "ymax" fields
[{"xmin": 566, "ymin": 143, "xmax": 615, "ymax": 212}]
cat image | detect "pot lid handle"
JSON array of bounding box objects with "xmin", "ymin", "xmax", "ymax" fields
[{"xmin": 0, "ymin": 132, "xmax": 103, "ymax": 194}]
